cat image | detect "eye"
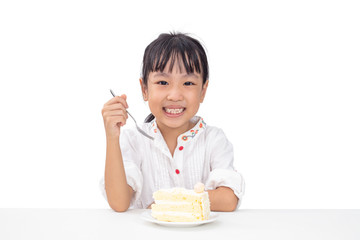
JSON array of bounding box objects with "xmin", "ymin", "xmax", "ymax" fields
[
  {"xmin": 184, "ymin": 81, "xmax": 195, "ymax": 86},
  {"xmin": 157, "ymin": 81, "xmax": 168, "ymax": 85}
]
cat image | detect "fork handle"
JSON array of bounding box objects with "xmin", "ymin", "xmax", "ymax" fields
[{"xmin": 126, "ymin": 110, "xmax": 137, "ymax": 124}]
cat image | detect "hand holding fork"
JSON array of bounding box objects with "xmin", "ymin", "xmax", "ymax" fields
[{"xmin": 101, "ymin": 89, "xmax": 154, "ymax": 141}]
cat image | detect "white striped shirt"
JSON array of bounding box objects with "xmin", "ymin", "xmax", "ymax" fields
[{"xmin": 100, "ymin": 116, "xmax": 245, "ymax": 209}]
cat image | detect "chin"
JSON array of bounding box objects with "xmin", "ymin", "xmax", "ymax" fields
[
  {"xmin": 157, "ymin": 116, "xmax": 191, "ymax": 130},
  {"xmin": 162, "ymin": 119, "xmax": 187, "ymax": 128}
]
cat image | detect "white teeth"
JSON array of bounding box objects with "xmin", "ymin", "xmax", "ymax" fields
[{"xmin": 165, "ymin": 108, "xmax": 184, "ymax": 114}]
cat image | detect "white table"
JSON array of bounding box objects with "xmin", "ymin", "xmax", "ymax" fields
[{"xmin": 1, "ymin": 209, "xmax": 359, "ymax": 240}]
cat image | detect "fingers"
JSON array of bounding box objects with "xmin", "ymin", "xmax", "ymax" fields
[
  {"xmin": 102, "ymin": 103, "xmax": 129, "ymax": 116},
  {"xmin": 101, "ymin": 94, "xmax": 130, "ymax": 138},
  {"xmin": 103, "ymin": 109, "xmax": 128, "ymax": 119},
  {"xmin": 102, "ymin": 95, "xmax": 129, "ymax": 120},
  {"xmin": 104, "ymin": 95, "xmax": 128, "ymax": 109},
  {"xmin": 102, "ymin": 105, "xmax": 128, "ymax": 122},
  {"xmin": 107, "ymin": 115, "xmax": 127, "ymax": 127},
  {"xmin": 102, "ymin": 109, "xmax": 128, "ymax": 134}
]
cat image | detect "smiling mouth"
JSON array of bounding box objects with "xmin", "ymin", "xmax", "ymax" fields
[{"xmin": 163, "ymin": 107, "xmax": 186, "ymax": 115}]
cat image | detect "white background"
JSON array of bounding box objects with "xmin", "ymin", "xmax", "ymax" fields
[{"xmin": 0, "ymin": 0, "xmax": 359, "ymax": 209}]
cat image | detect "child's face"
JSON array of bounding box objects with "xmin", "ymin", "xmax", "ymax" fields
[{"xmin": 141, "ymin": 58, "xmax": 208, "ymax": 134}]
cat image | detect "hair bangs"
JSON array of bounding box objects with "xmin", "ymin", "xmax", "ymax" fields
[
  {"xmin": 152, "ymin": 48, "xmax": 202, "ymax": 75},
  {"xmin": 142, "ymin": 32, "xmax": 209, "ymax": 86}
]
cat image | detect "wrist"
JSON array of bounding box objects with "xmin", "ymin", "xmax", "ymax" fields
[{"xmin": 106, "ymin": 135, "xmax": 120, "ymax": 144}]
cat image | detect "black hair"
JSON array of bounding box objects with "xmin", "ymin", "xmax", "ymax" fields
[{"xmin": 141, "ymin": 32, "xmax": 209, "ymax": 123}]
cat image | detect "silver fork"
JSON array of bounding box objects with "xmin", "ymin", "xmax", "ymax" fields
[{"xmin": 110, "ymin": 89, "xmax": 154, "ymax": 141}]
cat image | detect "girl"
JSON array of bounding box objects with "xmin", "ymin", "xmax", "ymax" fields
[{"xmin": 101, "ymin": 32, "xmax": 244, "ymax": 212}]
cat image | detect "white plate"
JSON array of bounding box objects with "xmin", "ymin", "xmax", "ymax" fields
[{"xmin": 141, "ymin": 210, "xmax": 219, "ymax": 227}]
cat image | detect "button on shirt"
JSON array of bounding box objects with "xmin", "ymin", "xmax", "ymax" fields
[{"xmin": 100, "ymin": 116, "xmax": 245, "ymax": 209}]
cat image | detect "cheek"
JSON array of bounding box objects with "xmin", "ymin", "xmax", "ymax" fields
[
  {"xmin": 186, "ymin": 94, "xmax": 202, "ymax": 112},
  {"xmin": 188, "ymin": 90, "xmax": 204, "ymax": 102},
  {"xmin": 147, "ymin": 91, "xmax": 163, "ymax": 110},
  {"xmin": 147, "ymin": 90, "xmax": 161, "ymax": 102}
]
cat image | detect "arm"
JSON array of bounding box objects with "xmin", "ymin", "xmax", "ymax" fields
[
  {"xmin": 105, "ymin": 138, "xmax": 134, "ymax": 212},
  {"xmin": 102, "ymin": 94, "xmax": 134, "ymax": 212},
  {"xmin": 205, "ymin": 128, "xmax": 245, "ymax": 211},
  {"xmin": 207, "ymin": 186, "xmax": 238, "ymax": 212}
]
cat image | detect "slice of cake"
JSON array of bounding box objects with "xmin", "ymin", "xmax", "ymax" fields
[{"xmin": 151, "ymin": 183, "xmax": 210, "ymax": 222}]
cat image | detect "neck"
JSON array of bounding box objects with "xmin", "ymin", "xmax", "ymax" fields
[
  {"xmin": 156, "ymin": 120, "xmax": 196, "ymax": 156},
  {"xmin": 157, "ymin": 123, "xmax": 187, "ymax": 141}
]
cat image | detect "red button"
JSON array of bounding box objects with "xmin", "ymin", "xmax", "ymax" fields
[
  {"xmin": 179, "ymin": 146, "xmax": 184, "ymax": 151},
  {"xmin": 175, "ymin": 169, "xmax": 180, "ymax": 174}
]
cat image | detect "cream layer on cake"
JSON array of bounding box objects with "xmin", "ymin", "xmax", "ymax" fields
[{"xmin": 151, "ymin": 187, "xmax": 210, "ymax": 222}]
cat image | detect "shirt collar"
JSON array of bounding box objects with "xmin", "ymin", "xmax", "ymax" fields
[{"xmin": 149, "ymin": 116, "xmax": 206, "ymax": 143}]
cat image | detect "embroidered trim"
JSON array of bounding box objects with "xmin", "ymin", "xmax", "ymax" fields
[
  {"xmin": 149, "ymin": 117, "xmax": 206, "ymax": 142},
  {"xmin": 180, "ymin": 118, "xmax": 206, "ymax": 141}
]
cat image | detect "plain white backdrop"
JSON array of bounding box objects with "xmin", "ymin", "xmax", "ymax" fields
[{"xmin": 0, "ymin": 0, "xmax": 359, "ymax": 209}]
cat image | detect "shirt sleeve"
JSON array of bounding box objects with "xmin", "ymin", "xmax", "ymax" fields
[
  {"xmin": 100, "ymin": 129, "xmax": 143, "ymax": 209},
  {"xmin": 204, "ymin": 128, "xmax": 245, "ymax": 209}
]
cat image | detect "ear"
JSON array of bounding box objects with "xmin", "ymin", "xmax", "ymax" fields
[
  {"xmin": 139, "ymin": 78, "xmax": 148, "ymax": 101},
  {"xmin": 200, "ymin": 80, "xmax": 209, "ymax": 103}
]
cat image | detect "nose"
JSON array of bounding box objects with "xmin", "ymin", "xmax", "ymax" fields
[{"xmin": 167, "ymin": 85, "xmax": 184, "ymax": 102}]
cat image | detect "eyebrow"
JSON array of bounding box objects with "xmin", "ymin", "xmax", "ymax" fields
[
  {"xmin": 152, "ymin": 72, "xmax": 200, "ymax": 79},
  {"xmin": 153, "ymin": 72, "xmax": 169, "ymax": 78}
]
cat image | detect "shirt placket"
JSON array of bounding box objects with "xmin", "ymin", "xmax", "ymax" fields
[
  {"xmin": 172, "ymin": 142, "xmax": 186, "ymax": 187},
  {"xmin": 150, "ymin": 117, "xmax": 205, "ymax": 188}
]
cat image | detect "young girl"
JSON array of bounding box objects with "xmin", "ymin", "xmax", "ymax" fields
[{"xmin": 101, "ymin": 32, "xmax": 244, "ymax": 212}]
